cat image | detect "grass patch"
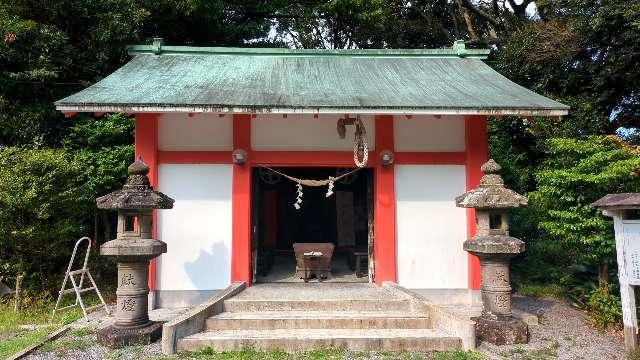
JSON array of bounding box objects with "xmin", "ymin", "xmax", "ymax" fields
[
  {"xmin": 0, "ymin": 290, "xmax": 110, "ymax": 358},
  {"xmin": 0, "ymin": 326, "xmax": 56, "ymax": 359},
  {"xmin": 166, "ymin": 348, "xmax": 485, "ymax": 360},
  {"xmin": 103, "ymin": 340, "xmax": 150, "ymax": 360},
  {"xmin": 70, "ymin": 327, "xmax": 96, "ymax": 337},
  {"xmin": 516, "ymin": 283, "xmax": 564, "ymax": 298},
  {"xmin": 39, "ymin": 331, "xmax": 94, "ymax": 356},
  {"xmin": 627, "ymin": 348, "xmax": 640, "ymax": 360},
  {"xmin": 498, "ymin": 341, "xmax": 559, "ymax": 360}
]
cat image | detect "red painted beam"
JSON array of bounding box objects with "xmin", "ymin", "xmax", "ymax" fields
[
  {"xmin": 157, "ymin": 150, "xmax": 466, "ymax": 166},
  {"xmin": 158, "ymin": 151, "xmax": 232, "ymax": 164},
  {"xmin": 157, "ymin": 150, "xmax": 463, "ymax": 166},
  {"xmin": 374, "ymin": 115, "xmax": 396, "ymax": 285},
  {"xmin": 135, "ymin": 113, "xmax": 159, "ymax": 292},
  {"xmin": 231, "ymin": 114, "xmax": 252, "ymax": 286},
  {"xmin": 252, "ymin": 151, "xmax": 376, "ymax": 167},
  {"xmin": 395, "ymin": 152, "xmax": 466, "ymax": 165},
  {"xmin": 464, "ymin": 115, "xmax": 488, "ymax": 291}
]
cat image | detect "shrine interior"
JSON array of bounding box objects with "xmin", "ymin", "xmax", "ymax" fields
[{"xmin": 252, "ymin": 167, "xmax": 372, "ymax": 283}]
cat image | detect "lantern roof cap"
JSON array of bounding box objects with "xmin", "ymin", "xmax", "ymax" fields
[
  {"xmin": 96, "ymin": 157, "xmax": 174, "ymax": 210},
  {"xmin": 455, "ymin": 159, "xmax": 527, "ymax": 209},
  {"xmin": 592, "ymin": 193, "xmax": 640, "ymax": 210}
]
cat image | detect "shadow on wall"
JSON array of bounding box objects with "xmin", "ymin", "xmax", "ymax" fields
[{"xmin": 184, "ymin": 241, "xmax": 231, "ymax": 290}]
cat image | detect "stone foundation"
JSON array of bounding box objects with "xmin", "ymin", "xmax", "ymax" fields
[
  {"xmin": 475, "ymin": 317, "xmax": 528, "ymax": 345},
  {"xmin": 97, "ymin": 321, "xmax": 163, "ymax": 348}
]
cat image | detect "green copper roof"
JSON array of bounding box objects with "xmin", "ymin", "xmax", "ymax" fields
[{"xmin": 55, "ymin": 44, "xmax": 568, "ymax": 116}]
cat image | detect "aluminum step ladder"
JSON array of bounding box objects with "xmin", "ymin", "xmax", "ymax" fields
[{"xmin": 53, "ymin": 237, "xmax": 110, "ymax": 321}]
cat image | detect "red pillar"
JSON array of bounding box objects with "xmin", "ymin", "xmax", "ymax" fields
[
  {"xmin": 464, "ymin": 115, "xmax": 488, "ymax": 290},
  {"xmin": 231, "ymin": 114, "xmax": 252, "ymax": 285},
  {"xmin": 374, "ymin": 115, "xmax": 396, "ymax": 285},
  {"xmin": 135, "ymin": 113, "xmax": 159, "ymax": 291}
]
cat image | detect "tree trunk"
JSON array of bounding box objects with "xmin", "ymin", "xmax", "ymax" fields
[
  {"xmin": 102, "ymin": 211, "xmax": 112, "ymax": 243},
  {"xmin": 598, "ymin": 261, "xmax": 609, "ymax": 289},
  {"xmin": 14, "ymin": 274, "xmax": 23, "ymax": 312}
]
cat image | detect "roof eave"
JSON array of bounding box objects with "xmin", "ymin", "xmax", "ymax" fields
[{"xmin": 54, "ymin": 103, "xmax": 569, "ymax": 116}]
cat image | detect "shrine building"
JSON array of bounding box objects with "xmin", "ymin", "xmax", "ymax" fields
[{"xmin": 55, "ymin": 40, "xmax": 568, "ymax": 309}]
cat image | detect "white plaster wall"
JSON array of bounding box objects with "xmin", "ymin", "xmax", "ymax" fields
[
  {"xmin": 158, "ymin": 113, "xmax": 233, "ymax": 151},
  {"xmin": 395, "ymin": 165, "xmax": 468, "ymax": 289},
  {"xmin": 156, "ymin": 164, "xmax": 232, "ymax": 291},
  {"xmin": 251, "ymin": 114, "xmax": 375, "ymax": 151},
  {"xmin": 394, "ymin": 115, "xmax": 465, "ymax": 152}
]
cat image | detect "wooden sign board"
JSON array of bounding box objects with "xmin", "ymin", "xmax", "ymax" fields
[{"xmin": 625, "ymin": 221, "xmax": 640, "ymax": 285}]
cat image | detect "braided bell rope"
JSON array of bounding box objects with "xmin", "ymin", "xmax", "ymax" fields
[{"xmin": 353, "ymin": 116, "xmax": 368, "ymax": 168}]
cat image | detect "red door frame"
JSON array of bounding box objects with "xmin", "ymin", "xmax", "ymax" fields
[{"xmin": 137, "ymin": 113, "xmax": 484, "ymax": 290}]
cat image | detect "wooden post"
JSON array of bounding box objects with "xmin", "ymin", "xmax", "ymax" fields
[
  {"xmin": 231, "ymin": 114, "xmax": 252, "ymax": 285},
  {"xmin": 611, "ymin": 211, "xmax": 638, "ymax": 352},
  {"xmin": 14, "ymin": 274, "xmax": 23, "ymax": 312},
  {"xmin": 464, "ymin": 115, "xmax": 488, "ymax": 291},
  {"xmin": 373, "ymin": 115, "xmax": 396, "ymax": 285}
]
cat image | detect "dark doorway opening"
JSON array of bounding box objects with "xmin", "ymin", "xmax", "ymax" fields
[{"xmin": 251, "ymin": 167, "xmax": 373, "ymax": 283}]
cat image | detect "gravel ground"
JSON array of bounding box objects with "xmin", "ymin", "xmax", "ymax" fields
[
  {"xmin": 23, "ymin": 296, "xmax": 624, "ymax": 360},
  {"xmin": 478, "ymin": 296, "xmax": 625, "ymax": 360},
  {"xmin": 24, "ymin": 329, "xmax": 163, "ymax": 360}
]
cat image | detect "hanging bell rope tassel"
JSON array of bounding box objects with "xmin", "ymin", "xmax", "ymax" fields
[
  {"xmin": 326, "ymin": 176, "xmax": 335, "ymax": 198},
  {"xmin": 294, "ymin": 182, "xmax": 303, "ymax": 210}
]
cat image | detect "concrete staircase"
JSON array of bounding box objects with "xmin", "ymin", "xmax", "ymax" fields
[{"xmin": 176, "ymin": 284, "xmax": 464, "ymax": 352}]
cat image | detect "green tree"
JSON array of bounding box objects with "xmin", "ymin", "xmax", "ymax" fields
[
  {"xmin": 0, "ymin": 148, "xmax": 87, "ymax": 289},
  {"xmin": 530, "ymin": 136, "xmax": 640, "ymax": 287}
]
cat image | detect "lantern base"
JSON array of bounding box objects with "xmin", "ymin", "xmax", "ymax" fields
[
  {"xmin": 97, "ymin": 321, "xmax": 163, "ymax": 348},
  {"xmin": 475, "ymin": 317, "xmax": 528, "ymax": 345}
]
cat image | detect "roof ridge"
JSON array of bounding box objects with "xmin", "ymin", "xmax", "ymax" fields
[{"xmin": 126, "ymin": 43, "xmax": 490, "ymax": 59}]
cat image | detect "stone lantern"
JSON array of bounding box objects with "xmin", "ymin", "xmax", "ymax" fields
[
  {"xmin": 455, "ymin": 159, "xmax": 528, "ymax": 345},
  {"xmin": 96, "ymin": 157, "xmax": 174, "ymax": 347}
]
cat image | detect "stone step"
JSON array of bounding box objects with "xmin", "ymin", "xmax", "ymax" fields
[
  {"xmin": 206, "ymin": 310, "xmax": 431, "ymax": 330},
  {"xmin": 222, "ymin": 299, "xmax": 411, "ymax": 312},
  {"xmin": 177, "ymin": 328, "xmax": 462, "ymax": 352}
]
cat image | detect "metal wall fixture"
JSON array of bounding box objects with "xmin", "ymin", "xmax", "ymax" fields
[
  {"xmin": 232, "ymin": 149, "xmax": 247, "ymax": 165},
  {"xmin": 380, "ymin": 150, "xmax": 394, "ymax": 166}
]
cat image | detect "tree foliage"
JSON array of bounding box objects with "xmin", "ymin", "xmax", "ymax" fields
[
  {"xmin": 0, "ymin": 148, "xmax": 87, "ymax": 288},
  {"xmin": 531, "ymin": 137, "xmax": 640, "ymax": 279}
]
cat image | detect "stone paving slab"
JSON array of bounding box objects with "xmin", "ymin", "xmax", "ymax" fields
[
  {"xmin": 232, "ymin": 283, "xmax": 396, "ymax": 300},
  {"xmin": 178, "ymin": 328, "xmax": 463, "ymax": 352},
  {"xmin": 184, "ymin": 328, "xmax": 450, "ymax": 340},
  {"xmin": 211, "ymin": 310, "xmax": 425, "ymax": 319}
]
